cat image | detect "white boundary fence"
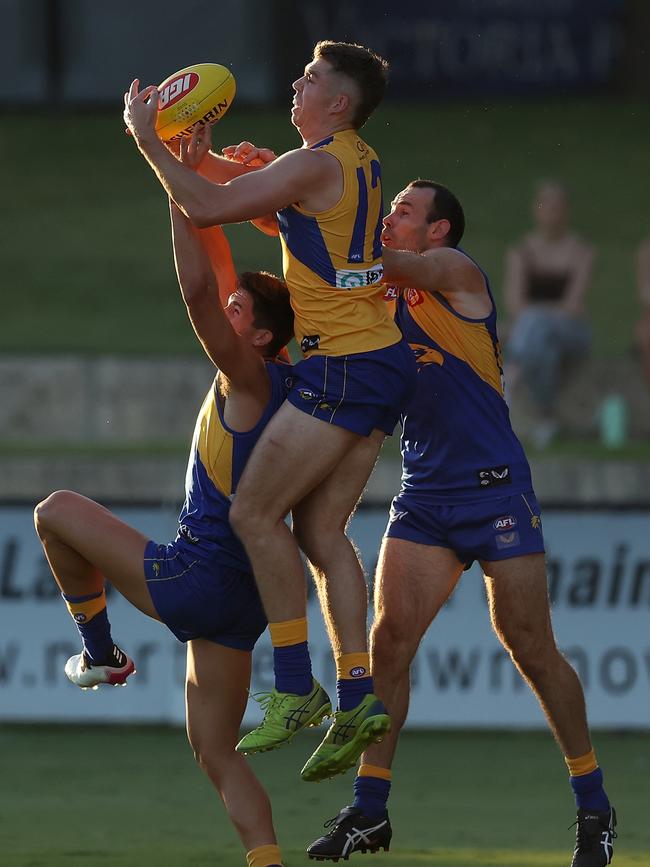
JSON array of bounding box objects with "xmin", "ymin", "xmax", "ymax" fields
[{"xmin": 0, "ymin": 505, "xmax": 648, "ymax": 728}]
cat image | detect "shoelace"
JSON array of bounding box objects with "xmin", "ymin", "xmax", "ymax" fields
[{"xmin": 247, "ymin": 690, "xmax": 291, "ymax": 720}]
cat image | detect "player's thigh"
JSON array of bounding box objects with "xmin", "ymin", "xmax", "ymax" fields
[
  {"xmin": 373, "ymin": 537, "xmax": 464, "ymax": 652},
  {"xmin": 35, "ymin": 490, "xmax": 158, "ymax": 619},
  {"xmin": 185, "ymin": 638, "xmax": 252, "ymax": 750},
  {"xmin": 235, "ymin": 400, "xmax": 360, "ymax": 520},
  {"xmin": 293, "ymin": 428, "xmax": 385, "ymax": 549},
  {"xmin": 481, "ymin": 553, "xmax": 554, "ymax": 644}
]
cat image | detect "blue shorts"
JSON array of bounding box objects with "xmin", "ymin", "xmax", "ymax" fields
[
  {"xmin": 287, "ymin": 339, "xmax": 417, "ymax": 436},
  {"xmin": 385, "ymin": 491, "xmax": 545, "ymax": 568},
  {"xmin": 143, "ymin": 540, "xmax": 267, "ymax": 651}
]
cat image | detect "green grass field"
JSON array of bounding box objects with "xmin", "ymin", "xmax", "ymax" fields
[
  {"xmin": 3, "ymin": 98, "xmax": 648, "ymax": 356},
  {"xmin": 1, "ymin": 726, "xmax": 648, "ymax": 866}
]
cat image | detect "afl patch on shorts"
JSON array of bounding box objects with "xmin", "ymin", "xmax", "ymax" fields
[{"xmin": 385, "ymin": 490, "xmax": 545, "ymax": 567}]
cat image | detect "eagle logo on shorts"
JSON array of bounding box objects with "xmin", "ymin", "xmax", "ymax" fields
[{"xmin": 531, "ymin": 515, "xmax": 542, "ymax": 530}]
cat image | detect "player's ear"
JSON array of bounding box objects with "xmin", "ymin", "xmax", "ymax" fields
[
  {"xmin": 253, "ymin": 328, "xmax": 273, "ymax": 349},
  {"xmin": 430, "ymin": 218, "xmax": 451, "ymax": 244},
  {"xmin": 331, "ymin": 91, "xmax": 350, "ymax": 117}
]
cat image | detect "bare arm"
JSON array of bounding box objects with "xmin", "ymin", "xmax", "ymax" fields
[
  {"xmin": 197, "ymin": 149, "xmax": 279, "ymax": 236},
  {"xmin": 383, "ymin": 246, "xmax": 489, "ymax": 307},
  {"xmin": 124, "ymin": 82, "xmax": 328, "ymax": 227},
  {"xmin": 170, "ymin": 200, "xmax": 269, "ymax": 402}
]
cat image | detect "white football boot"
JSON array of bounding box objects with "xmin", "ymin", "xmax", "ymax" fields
[{"xmin": 65, "ymin": 645, "xmax": 135, "ymax": 690}]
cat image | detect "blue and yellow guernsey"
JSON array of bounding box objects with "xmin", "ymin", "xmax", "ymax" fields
[
  {"xmin": 389, "ymin": 276, "xmax": 533, "ymax": 503},
  {"xmin": 175, "ymin": 361, "xmax": 291, "ymax": 570},
  {"xmin": 277, "ymin": 129, "xmax": 401, "ymax": 357}
]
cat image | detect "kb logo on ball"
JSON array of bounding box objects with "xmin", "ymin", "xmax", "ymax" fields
[{"xmin": 159, "ymin": 72, "xmax": 199, "ymax": 109}]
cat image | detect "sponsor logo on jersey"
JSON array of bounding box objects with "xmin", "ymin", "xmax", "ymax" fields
[
  {"xmin": 159, "ymin": 72, "xmax": 199, "ymax": 109},
  {"xmin": 405, "ymin": 287, "xmax": 424, "ymax": 307},
  {"xmin": 495, "ymin": 531, "xmax": 520, "ymax": 549},
  {"xmin": 350, "ymin": 666, "xmax": 367, "ymax": 678},
  {"xmin": 300, "ymin": 335, "xmax": 320, "ymax": 353},
  {"xmin": 493, "ymin": 515, "xmax": 517, "ymax": 531},
  {"xmin": 335, "ymin": 265, "xmax": 384, "ymax": 289},
  {"xmin": 477, "ymin": 465, "xmax": 511, "ymax": 488},
  {"xmin": 383, "ymin": 285, "xmax": 399, "ymax": 301}
]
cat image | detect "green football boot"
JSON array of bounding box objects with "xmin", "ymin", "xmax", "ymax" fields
[
  {"xmin": 300, "ymin": 694, "xmax": 391, "ymax": 782},
  {"xmin": 236, "ymin": 680, "xmax": 332, "ymax": 755}
]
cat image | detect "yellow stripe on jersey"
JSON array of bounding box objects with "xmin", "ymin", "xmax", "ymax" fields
[
  {"xmin": 406, "ymin": 290, "xmax": 504, "ymax": 395},
  {"xmin": 193, "ymin": 385, "xmax": 233, "ymax": 496},
  {"xmin": 278, "ymin": 130, "xmax": 401, "ymax": 357}
]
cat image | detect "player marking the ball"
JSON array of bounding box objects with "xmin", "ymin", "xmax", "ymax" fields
[{"xmin": 123, "ymin": 42, "xmax": 417, "ymax": 779}]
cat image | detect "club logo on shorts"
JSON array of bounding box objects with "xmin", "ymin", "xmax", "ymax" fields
[
  {"xmin": 350, "ymin": 666, "xmax": 367, "ymax": 678},
  {"xmin": 495, "ymin": 531, "xmax": 520, "ymax": 549},
  {"xmin": 152, "ymin": 562, "xmax": 161, "ymax": 577},
  {"xmin": 477, "ymin": 465, "xmax": 511, "ymax": 488},
  {"xmin": 179, "ymin": 524, "xmax": 199, "ymax": 544},
  {"xmin": 300, "ymin": 335, "xmax": 320, "ymax": 353},
  {"xmin": 389, "ymin": 509, "xmax": 408, "ymax": 523},
  {"xmin": 298, "ymin": 388, "xmax": 319, "ymax": 402},
  {"xmin": 74, "ymin": 613, "xmax": 87, "ymax": 623},
  {"xmin": 531, "ymin": 514, "xmax": 542, "ymax": 530},
  {"xmin": 493, "ymin": 515, "xmax": 517, "ymax": 531}
]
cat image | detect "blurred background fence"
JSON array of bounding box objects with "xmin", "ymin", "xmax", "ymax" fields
[{"xmin": 1, "ymin": 0, "xmax": 649, "ymax": 730}]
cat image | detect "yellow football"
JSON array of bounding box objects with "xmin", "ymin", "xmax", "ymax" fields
[{"xmin": 155, "ymin": 63, "xmax": 236, "ymax": 142}]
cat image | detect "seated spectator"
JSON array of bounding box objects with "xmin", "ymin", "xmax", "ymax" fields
[
  {"xmin": 635, "ymin": 237, "xmax": 650, "ymax": 386},
  {"xmin": 503, "ymin": 181, "xmax": 593, "ymax": 448}
]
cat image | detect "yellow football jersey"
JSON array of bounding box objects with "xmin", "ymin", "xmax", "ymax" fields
[{"xmin": 277, "ymin": 130, "xmax": 401, "ymax": 357}]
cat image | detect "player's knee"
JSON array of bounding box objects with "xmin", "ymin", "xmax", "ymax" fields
[
  {"xmin": 501, "ymin": 627, "xmax": 557, "ymax": 679},
  {"xmin": 371, "ymin": 615, "xmax": 414, "ymax": 673},
  {"xmin": 33, "ymin": 490, "xmax": 77, "ymax": 538},
  {"xmin": 228, "ymin": 497, "xmax": 263, "ymax": 541},
  {"xmin": 187, "ymin": 731, "xmax": 229, "ymax": 781}
]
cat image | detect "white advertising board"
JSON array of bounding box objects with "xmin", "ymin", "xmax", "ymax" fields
[{"xmin": 0, "ymin": 505, "xmax": 648, "ymax": 728}]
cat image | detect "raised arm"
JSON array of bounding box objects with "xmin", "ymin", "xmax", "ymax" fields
[
  {"xmin": 170, "ymin": 200, "xmax": 268, "ymax": 399},
  {"xmin": 197, "ymin": 144, "xmax": 279, "ymax": 236},
  {"xmin": 124, "ymin": 81, "xmax": 328, "ymax": 227}
]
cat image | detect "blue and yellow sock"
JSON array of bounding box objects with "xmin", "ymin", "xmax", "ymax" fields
[
  {"xmin": 336, "ymin": 652, "xmax": 373, "ymax": 711},
  {"xmin": 566, "ymin": 749, "xmax": 610, "ymax": 812},
  {"xmin": 269, "ymin": 617, "xmax": 312, "ymax": 695},
  {"xmin": 62, "ymin": 589, "xmax": 113, "ymax": 664},
  {"xmin": 353, "ymin": 763, "xmax": 391, "ymax": 818},
  {"xmin": 246, "ymin": 843, "xmax": 283, "ymax": 867}
]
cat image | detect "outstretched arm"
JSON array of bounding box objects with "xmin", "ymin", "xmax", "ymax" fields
[
  {"xmin": 170, "ymin": 200, "xmax": 268, "ymax": 399},
  {"xmin": 197, "ymin": 143, "xmax": 279, "ymax": 236},
  {"xmin": 383, "ymin": 246, "xmax": 486, "ymax": 298},
  {"xmin": 124, "ymin": 81, "xmax": 326, "ymax": 227}
]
